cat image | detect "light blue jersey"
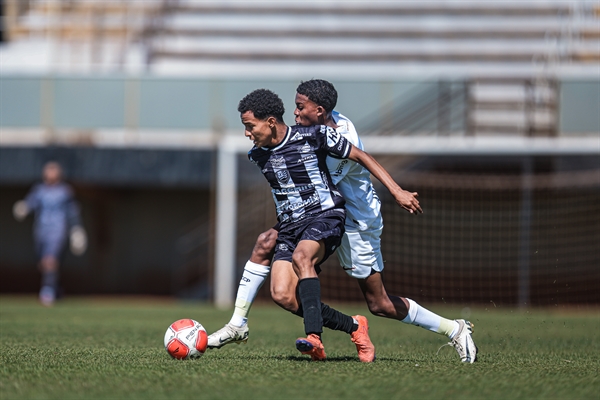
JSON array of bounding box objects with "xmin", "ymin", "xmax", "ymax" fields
[
  {"xmin": 25, "ymin": 182, "xmax": 81, "ymax": 257},
  {"xmin": 327, "ymin": 112, "xmax": 383, "ymax": 232}
]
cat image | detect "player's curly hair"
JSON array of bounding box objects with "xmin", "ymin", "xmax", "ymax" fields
[
  {"xmin": 296, "ymin": 79, "xmax": 338, "ymax": 113},
  {"xmin": 238, "ymin": 89, "xmax": 285, "ymax": 122}
]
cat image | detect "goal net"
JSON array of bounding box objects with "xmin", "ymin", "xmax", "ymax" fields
[{"xmin": 229, "ymin": 146, "xmax": 599, "ymax": 307}]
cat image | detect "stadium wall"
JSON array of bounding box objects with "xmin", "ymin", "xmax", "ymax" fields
[{"xmin": 1, "ymin": 75, "xmax": 599, "ymax": 135}]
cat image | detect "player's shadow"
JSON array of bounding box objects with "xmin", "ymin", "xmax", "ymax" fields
[{"xmin": 281, "ymin": 355, "xmax": 408, "ymax": 362}]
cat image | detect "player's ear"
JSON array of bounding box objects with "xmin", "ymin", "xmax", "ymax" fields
[
  {"xmin": 267, "ymin": 116, "xmax": 277, "ymax": 129},
  {"xmin": 316, "ymin": 106, "xmax": 325, "ymax": 117}
]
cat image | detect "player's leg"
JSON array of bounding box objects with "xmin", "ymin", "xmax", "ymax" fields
[
  {"xmin": 207, "ymin": 228, "xmax": 276, "ymax": 349},
  {"xmin": 343, "ymin": 230, "xmax": 476, "ymax": 361},
  {"xmin": 290, "ymin": 239, "xmax": 327, "ymax": 360},
  {"xmin": 38, "ymin": 255, "xmax": 58, "ymax": 306},
  {"xmin": 36, "ymin": 233, "xmax": 64, "ymax": 306},
  {"xmin": 270, "ymin": 258, "xmax": 356, "ymax": 334},
  {"xmin": 230, "ymin": 228, "xmax": 277, "ymax": 326}
]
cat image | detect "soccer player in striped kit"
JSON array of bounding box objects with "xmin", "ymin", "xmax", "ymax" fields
[{"xmin": 209, "ymin": 81, "xmax": 477, "ymax": 363}]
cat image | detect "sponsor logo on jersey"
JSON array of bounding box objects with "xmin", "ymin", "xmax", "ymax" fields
[
  {"xmin": 276, "ymin": 192, "xmax": 319, "ymax": 213},
  {"xmin": 298, "ymin": 143, "xmax": 311, "ymax": 153},
  {"xmin": 290, "ymin": 131, "xmax": 312, "ymax": 141},
  {"xmin": 326, "ymin": 127, "xmax": 341, "ymax": 148},
  {"xmin": 278, "ymin": 243, "xmax": 288, "ymax": 251},
  {"xmin": 321, "ymin": 171, "xmax": 329, "ymax": 190},
  {"xmin": 333, "ymin": 160, "xmax": 348, "ymax": 176},
  {"xmin": 297, "ymin": 154, "xmax": 316, "ymax": 164},
  {"xmin": 272, "ymin": 184, "xmax": 314, "ymax": 195},
  {"xmin": 271, "ymin": 156, "xmax": 286, "ymax": 168}
]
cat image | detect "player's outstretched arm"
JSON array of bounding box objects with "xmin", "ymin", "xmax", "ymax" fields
[{"xmin": 347, "ymin": 146, "xmax": 423, "ymax": 214}]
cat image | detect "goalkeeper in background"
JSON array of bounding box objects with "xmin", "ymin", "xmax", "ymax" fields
[{"xmin": 13, "ymin": 161, "xmax": 87, "ymax": 306}]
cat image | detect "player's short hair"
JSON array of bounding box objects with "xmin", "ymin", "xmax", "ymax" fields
[
  {"xmin": 296, "ymin": 79, "xmax": 338, "ymax": 113},
  {"xmin": 238, "ymin": 89, "xmax": 285, "ymax": 122}
]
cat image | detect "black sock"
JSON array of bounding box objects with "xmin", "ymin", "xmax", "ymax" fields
[
  {"xmin": 297, "ymin": 277, "xmax": 323, "ymax": 335},
  {"xmin": 294, "ymin": 303, "xmax": 357, "ymax": 334}
]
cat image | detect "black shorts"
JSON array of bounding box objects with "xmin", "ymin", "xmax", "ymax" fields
[{"xmin": 273, "ymin": 209, "xmax": 346, "ymax": 271}]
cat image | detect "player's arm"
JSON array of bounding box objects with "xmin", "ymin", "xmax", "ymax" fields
[
  {"xmin": 347, "ymin": 146, "xmax": 422, "ymax": 214},
  {"xmin": 13, "ymin": 186, "xmax": 39, "ymax": 221}
]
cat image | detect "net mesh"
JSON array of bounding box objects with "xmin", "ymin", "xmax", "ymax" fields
[{"xmin": 235, "ymin": 154, "xmax": 600, "ymax": 306}]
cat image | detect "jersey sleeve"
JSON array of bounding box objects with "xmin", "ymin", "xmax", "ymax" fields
[
  {"xmin": 321, "ymin": 126, "xmax": 352, "ymax": 159},
  {"xmin": 24, "ymin": 184, "xmax": 41, "ymax": 211}
]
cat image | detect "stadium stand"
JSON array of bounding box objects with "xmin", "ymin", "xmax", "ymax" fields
[
  {"xmin": 146, "ymin": 1, "xmax": 600, "ymax": 65},
  {"xmin": 2, "ymin": 0, "xmax": 599, "ymax": 75}
]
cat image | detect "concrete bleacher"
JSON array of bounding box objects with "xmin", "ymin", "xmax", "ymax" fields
[
  {"xmin": 144, "ymin": 0, "xmax": 600, "ymax": 76},
  {"xmin": 2, "ymin": 0, "xmax": 598, "ymax": 76}
]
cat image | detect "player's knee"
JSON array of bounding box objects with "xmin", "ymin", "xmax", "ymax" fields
[
  {"xmin": 367, "ymin": 301, "xmax": 386, "ymax": 316},
  {"xmin": 271, "ymin": 286, "xmax": 296, "ymax": 312},
  {"xmin": 291, "ymin": 250, "xmax": 313, "ymax": 273},
  {"xmin": 364, "ymin": 295, "xmax": 392, "ymax": 317},
  {"xmin": 40, "ymin": 257, "xmax": 58, "ymax": 272}
]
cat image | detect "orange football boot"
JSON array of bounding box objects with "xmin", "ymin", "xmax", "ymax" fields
[
  {"xmin": 351, "ymin": 315, "xmax": 376, "ymax": 362},
  {"xmin": 296, "ymin": 333, "xmax": 326, "ymax": 361}
]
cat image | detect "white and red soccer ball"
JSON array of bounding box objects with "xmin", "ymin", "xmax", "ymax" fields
[{"xmin": 164, "ymin": 319, "xmax": 208, "ymax": 360}]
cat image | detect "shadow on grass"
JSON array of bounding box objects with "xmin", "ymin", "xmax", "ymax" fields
[{"xmin": 281, "ymin": 355, "xmax": 414, "ymax": 362}]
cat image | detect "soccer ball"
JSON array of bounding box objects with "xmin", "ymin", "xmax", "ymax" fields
[{"xmin": 164, "ymin": 319, "xmax": 208, "ymax": 360}]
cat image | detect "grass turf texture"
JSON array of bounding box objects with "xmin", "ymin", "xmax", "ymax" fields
[{"xmin": 1, "ymin": 296, "xmax": 598, "ymax": 400}]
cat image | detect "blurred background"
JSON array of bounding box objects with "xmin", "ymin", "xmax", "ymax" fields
[{"xmin": 1, "ymin": 0, "xmax": 598, "ymax": 307}]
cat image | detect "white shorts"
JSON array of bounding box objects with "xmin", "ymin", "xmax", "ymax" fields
[{"xmin": 335, "ymin": 227, "xmax": 384, "ymax": 279}]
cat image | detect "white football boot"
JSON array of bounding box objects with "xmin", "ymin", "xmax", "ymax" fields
[
  {"xmin": 207, "ymin": 323, "xmax": 249, "ymax": 349},
  {"xmin": 449, "ymin": 319, "xmax": 478, "ymax": 363}
]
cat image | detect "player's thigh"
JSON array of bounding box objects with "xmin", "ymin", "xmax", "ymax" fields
[
  {"xmin": 293, "ymin": 240, "xmax": 325, "ymax": 265},
  {"xmin": 337, "ymin": 228, "xmax": 384, "ymax": 279}
]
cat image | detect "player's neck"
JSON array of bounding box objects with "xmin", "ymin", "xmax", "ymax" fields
[
  {"xmin": 324, "ymin": 114, "xmax": 338, "ymax": 130},
  {"xmin": 267, "ymin": 123, "xmax": 289, "ymax": 147}
]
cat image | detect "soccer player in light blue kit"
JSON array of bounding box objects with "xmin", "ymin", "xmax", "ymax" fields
[
  {"xmin": 209, "ymin": 80, "xmax": 477, "ymax": 363},
  {"xmin": 13, "ymin": 161, "xmax": 87, "ymax": 306}
]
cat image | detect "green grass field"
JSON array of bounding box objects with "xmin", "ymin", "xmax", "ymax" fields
[{"xmin": 1, "ymin": 296, "xmax": 598, "ymax": 400}]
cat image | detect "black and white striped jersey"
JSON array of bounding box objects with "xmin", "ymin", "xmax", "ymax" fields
[{"xmin": 248, "ymin": 124, "xmax": 353, "ymax": 224}]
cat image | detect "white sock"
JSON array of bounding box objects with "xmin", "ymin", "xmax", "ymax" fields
[
  {"xmin": 229, "ymin": 261, "xmax": 270, "ymax": 327},
  {"xmin": 401, "ymin": 298, "xmax": 460, "ymax": 339}
]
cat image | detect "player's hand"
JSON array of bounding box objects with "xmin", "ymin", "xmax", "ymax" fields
[
  {"xmin": 70, "ymin": 226, "xmax": 87, "ymax": 256},
  {"xmin": 394, "ymin": 190, "xmax": 422, "ymax": 214},
  {"xmin": 13, "ymin": 201, "xmax": 29, "ymax": 221}
]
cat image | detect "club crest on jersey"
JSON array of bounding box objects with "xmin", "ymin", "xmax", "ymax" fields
[{"xmin": 276, "ymin": 169, "xmax": 290, "ymax": 184}]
